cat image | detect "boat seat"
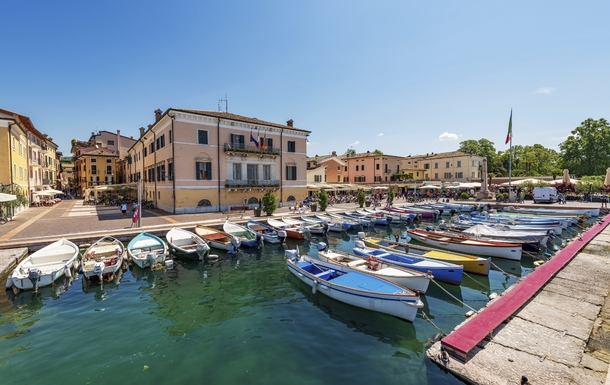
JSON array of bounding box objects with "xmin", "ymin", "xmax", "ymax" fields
[{"xmin": 347, "ymin": 260, "xmax": 367, "ymax": 267}]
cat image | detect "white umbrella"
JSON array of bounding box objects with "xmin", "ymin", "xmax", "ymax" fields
[
  {"xmin": 562, "ymin": 169, "xmax": 570, "ymax": 184},
  {"xmin": 0, "ymin": 192, "xmax": 17, "ymax": 202},
  {"xmin": 420, "ymin": 185, "xmax": 441, "ymax": 189},
  {"xmin": 43, "ymin": 189, "xmax": 64, "ymax": 195},
  {"xmin": 605, "ymin": 168, "xmax": 610, "ymax": 186}
]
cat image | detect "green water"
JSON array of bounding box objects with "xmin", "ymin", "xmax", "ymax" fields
[{"xmin": 0, "ymin": 225, "xmax": 546, "ymax": 385}]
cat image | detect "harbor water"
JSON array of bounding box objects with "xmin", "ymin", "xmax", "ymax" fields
[{"xmin": 1, "ymin": 223, "xmax": 559, "ymax": 385}]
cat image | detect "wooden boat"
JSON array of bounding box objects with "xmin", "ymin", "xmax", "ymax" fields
[
  {"xmin": 285, "ymin": 248, "xmax": 424, "ymax": 322},
  {"xmin": 315, "ymin": 244, "xmax": 431, "ymax": 293},
  {"xmin": 246, "ymin": 220, "xmax": 286, "ymax": 244},
  {"xmin": 166, "ymin": 227, "xmax": 211, "ymax": 260},
  {"xmin": 355, "ymin": 209, "xmax": 391, "ymax": 225},
  {"xmin": 352, "ymin": 242, "xmax": 464, "ymax": 285},
  {"xmin": 127, "ymin": 232, "xmax": 168, "ymax": 268},
  {"xmin": 81, "ymin": 236, "xmax": 126, "ymax": 283},
  {"xmin": 303, "ymin": 214, "xmax": 345, "ymax": 232},
  {"xmin": 266, "ymin": 218, "xmax": 306, "ymax": 239},
  {"xmin": 223, "ymin": 221, "xmax": 263, "ymax": 247},
  {"xmin": 357, "ymin": 234, "xmax": 490, "ymax": 276},
  {"xmin": 282, "ymin": 216, "xmax": 325, "ymax": 234},
  {"xmin": 407, "ymin": 228, "xmax": 522, "ymax": 261},
  {"xmin": 7, "ymin": 238, "xmax": 80, "ymax": 291},
  {"xmin": 195, "ymin": 225, "xmax": 241, "ymax": 251}
]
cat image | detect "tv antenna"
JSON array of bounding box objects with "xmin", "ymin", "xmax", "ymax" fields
[{"xmin": 218, "ymin": 94, "xmax": 228, "ymax": 112}]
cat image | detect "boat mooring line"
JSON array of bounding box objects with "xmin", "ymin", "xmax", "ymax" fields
[
  {"xmin": 421, "ymin": 311, "xmax": 444, "ymax": 335},
  {"xmin": 463, "ymin": 271, "xmax": 490, "ymax": 291},
  {"xmin": 490, "ymin": 261, "xmax": 513, "ymax": 277},
  {"xmin": 430, "ymin": 279, "xmax": 478, "ymax": 314}
]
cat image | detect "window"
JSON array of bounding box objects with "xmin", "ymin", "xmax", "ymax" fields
[
  {"xmin": 160, "ymin": 164, "xmax": 166, "ymax": 181},
  {"xmin": 106, "ymin": 166, "xmax": 112, "ymax": 174},
  {"xmin": 247, "ymin": 164, "xmax": 258, "ymax": 182},
  {"xmin": 314, "ymin": 175, "xmax": 322, "ymax": 182},
  {"xmin": 337, "ymin": 166, "xmax": 340, "ymax": 171},
  {"xmin": 457, "ymin": 161, "xmax": 462, "ymax": 167},
  {"xmin": 160, "ymin": 134, "xmax": 165, "ymax": 148},
  {"xmin": 356, "ymin": 165, "xmax": 359, "ymax": 171},
  {"xmin": 149, "ymin": 143, "xmax": 155, "ymax": 153},
  {"xmin": 445, "ymin": 162, "xmax": 450, "ymax": 168},
  {"xmin": 198, "ymin": 130, "xmax": 209, "ymax": 145},
  {"xmin": 361, "ymin": 165, "xmax": 365, "ymax": 171},
  {"xmin": 435, "ymin": 162, "xmax": 438, "ymax": 169},
  {"xmin": 444, "ymin": 172, "xmax": 452, "ymax": 178},
  {"xmin": 91, "ymin": 158, "xmax": 97, "ymax": 163},
  {"xmin": 232, "ymin": 163, "xmax": 242, "ymax": 180},
  {"xmin": 455, "ymin": 172, "xmax": 463, "ymax": 178},
  {"xmin": 434, "ymin": 173, "xmax": 438, "ymax": 179},
  {"xmin": 168, "ymin": 162, "xmax": 173, "ymax": 180},
  {"xmin": 230, "ymin": 134, "xmax": 245, "ymax": 149},
  {"xmin": 376, "ymin": 164, "xmax": 380, "ymax": 170},
  {"xmin": 169, "ymin": 130, "xmax": 172, "ymax": 144},
  {"xmin": 107, "ymin": 140, "xmax": 114, "ymax": 146},
  {"xmin": 286, "ymin": 165, "xmax": 297, "ymax": 180},
  {"xmin": 107, "ymin": 159, "xmax": 112, "ymax": 163},
  {"xmin": 287, "ymin": 141, "xmax": 296, "ymax": 152},
  {"xmin": 91, "ymin": 165, "xmax": 97, "ymax": 175},
  {"xmin": 263, "ymin": 165, "xmax": 271, "ymax": 180},
  {"xmin": 156, "ymin": 138, "xmax": 160, "ymax": 151},
  {"xmin": 424, "ymin": 163, "xmax": 429, "ymax": 170},
  {"xmin": 265, "ymin": 138, "xmax": 273, "ymax": 150},
  {"xmin": 195, "ymin": 162, "xmax": 212, "ymax": 180},
  {"xmin": 143, "ymin": 148, "xmax": 147, "ymax": 157}
]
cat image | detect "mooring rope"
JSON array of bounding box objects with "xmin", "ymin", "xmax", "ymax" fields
[
  {"xmin": 430, "ymin": 279, "xmax": 478, "ymax": 314},
  {"xmin": 489, "ymin": 260, "xmax": 512, "ymax": 277},
  {"xmin": 421, "ymin": 310, "xmax": 444, "ymax": 335},
  {"xmin": 463, "ymin": 271, "xmax": 490, "ymax": 291}
]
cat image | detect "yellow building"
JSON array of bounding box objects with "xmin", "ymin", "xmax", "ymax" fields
[
  {"xmin": 402, "ymin": 151, "xmax": 484, "ymax": 183},
  {"xmin": 73, "ymin": 147, "xmax": 119, "ymax": 197}
]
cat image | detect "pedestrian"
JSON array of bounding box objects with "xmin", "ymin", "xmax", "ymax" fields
[
  {"xmin": 121, "ymin": 202, "xmax": 127, "ymax": 217},
  {"xmin": 602, "ymin": 194, "xmax": 608, "ymax": 209},
  {"xmin": 131, "ymin": 205, "xmax": 139, "ymax": 228}
]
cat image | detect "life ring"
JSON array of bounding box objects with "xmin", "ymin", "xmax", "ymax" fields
[{"xmin": 366, "ymin": 256, "xmax": 379, "ymax": 270}]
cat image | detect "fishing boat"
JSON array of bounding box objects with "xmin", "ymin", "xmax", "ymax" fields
[
  {"xmin": 127, "ymin": 232, "xmax": 168, "ymax": 268},
  {"xmin": 406, "ymin": 228, "xmax": 522, "ymax": 260},
  {"xmin": 7, "ymin": 238, "xmax": 80, "ymax": 292},
  {"xmin": 285, "ymin": 248, "xmax": 424, "ymax": 322},
  {"xmin": 282, "ymin": 216, "xmax": 325, "ymax": 234},
  {"xmin": 223, "ymin": 221, "xmax": 263, "ymax": 247},
  {"xmin": 166, "ymin": 227, "xmax": 211, "ymax": 260},
  {"xmin": 357, "ymin": 234, "xmax": 490, "ymax": 276},
  {"xmin": 81, "ymin": 236, "xmax": 126, "ymax": 283},
  {"xmin": 303, "ymin": 214, "xmax": 345, "ymax": 232},
  {"xmin": 353, "ymin": 242, "xmax": 464, "ymax": 285},
  {"xmin": 355, "ymin": 209, "xmax": 392, "ymax": 225},
  {"xmin": 315, "ymin": 243, "xmax": 432, "ymax": 293},
  {"xmin": 266, "ymin": 218, "xmax": 307, "ymax": 239},
  {"xmin": 195, "ymin": 225, "xmax": 241, "ymax": 251},
  {"xmin": 246, "ymin": 220, "xmax": 286, "ymax": 244}
]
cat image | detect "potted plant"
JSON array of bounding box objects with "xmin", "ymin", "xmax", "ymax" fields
[
  {"xmin": 317, "ymin": 190, "xmax": 329, "ymax": 212},
  {"xmin": 357, "ymin": 190, "xmax": 366, "ymax": 208},
  {"xmin": 261, "ymin": 191, "xmax": 278, "ymax": 216}
]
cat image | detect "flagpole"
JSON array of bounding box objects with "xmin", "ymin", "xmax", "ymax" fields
[{"xmin": 507, "ymin": 109, "xmax": 513, "ymax": 202}]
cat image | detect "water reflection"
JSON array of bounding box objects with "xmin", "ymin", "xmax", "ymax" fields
[{"xmin": 81, "ymin": 264, "xmax": 127, "ymax": 301}]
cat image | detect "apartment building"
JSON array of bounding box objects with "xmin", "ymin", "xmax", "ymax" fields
[
  {"xmin": 73, "ymin": 147, "xmax": 119, "ymax": 197},
  {"xmin": 341, "ymin": 151, "xmax": 404, "ymax": 185},
  {"xmin": 127, "ymin": 108, "xmax": 310, "ymax": 213},
  {"xmin": 401, "ymin": 151, "xmax": 484, "ymax": 183}
]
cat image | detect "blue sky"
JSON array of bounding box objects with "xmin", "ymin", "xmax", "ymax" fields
[{"xmin": 3, "ymin": 1, "xmax": 609, "ymax": 157}]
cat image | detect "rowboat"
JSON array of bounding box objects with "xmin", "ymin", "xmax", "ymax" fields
[
  {"xmin": 303, "ymin": 214, "xmax": 345, "ymax": 232},
  {"xmin": 127, "ymin": 232, "xmax": 168, "ymax": 268},
  {"xmin": 266, "ymin": 218, "xmax": 306, "ymax": 239},
  {"xmin": 285, "ymin": 248, "xmax": 424, "ymax": 322},
  {"xmin": 407, "ymin": 228, "xmax": 522, "ymax": 261},
  {"xmin": 450, "ymin": 214, "xmax": 563, "ymax": 235},
  {"xmin": 282, "ymin": 216, "xmax": 325, "ymax": 234},
  {"xmin": 195, "ymin": 225, "xmax": 241, "ymax": 251},
  {"xmin": 223, "ymin": 221, "xmax": 263, "ymax": 247},
  {"xmin": 355, "ymin": 209, "xmax": 391, "ymax": 225},
  {"xmin": 81, "ymin": 236, "xmax": 126, "ymax": 283},
  {"xmin": 166, "ymin": 227, "xmax": 211, "ymax": 260},
  {"xmin": 246, "ymin": 220, "xmax": 286, "ymax": 244},
  {"xmin": 324, "ymin": 212, "xmax": 363, "ymax": 230},
  {"xmin": 389, "ymin": 205, "xmax": 436, "ymax": 218},
  {"xmin": 357, "ymin": 234, "xmax": 490, "ymax": 276},
  {"xmin": 315, "ymin": 244, "xmax": 431, "ymax": 293},
  {"xmin": 353, "ymin": 242, "xmax": 464, "ymax": 285},
  {"xmin": 340, "ymin": 211, "xmax": 376, "ymax": 227},
  {"xmin": 7, "ymin": 238, "xmax": 80, "ymax": 292},
  {"xmin": 363, "ymin": 208, "xmax": 410, "ymax": 225}
]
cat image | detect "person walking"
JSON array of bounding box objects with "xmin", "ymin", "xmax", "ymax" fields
[
  {"xmin": 131, "ymin": 204, "xmax": 139, "ymax": 228},
  {"xmin": 121, "ymin": 202, "xmax": 127, "ymax": 217}
]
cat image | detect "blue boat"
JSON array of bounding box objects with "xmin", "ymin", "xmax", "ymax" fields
[
  {"xmin": 353, "ymin": 241, "xmax": 463, "ymax": 285},
  {"xmin": 127, "ymin": 232, "xmax": 168, "ymax": 269},
  {"xmin": 285, "ymin": 248, "xmax": 423, "ymax": 322},
  {"xmin": 246, "ymin": 220, "xmax": 286, "ymax": 244}
]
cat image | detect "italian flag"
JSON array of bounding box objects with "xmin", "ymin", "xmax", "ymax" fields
[{"xmin": 505, "ymin": 109, "xmax": 512, "ymax": 145}]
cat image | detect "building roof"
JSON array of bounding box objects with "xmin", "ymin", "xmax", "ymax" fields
[
  {"xmin": 406, "ymin": 150, "xmax": 480, "ymax": 160},
  {"xmin": 340, "ymin": 152, "xmax": 405, "ymax": 160}
]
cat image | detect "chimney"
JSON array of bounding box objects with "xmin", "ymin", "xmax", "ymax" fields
[
  {"xmin": 332, "ymin": 151, "xmax": 336, "ymax": 156},
  {"xmin": 154, "ymin": 109, "xmax": 162, "ymax": 122},
  {"xmin": 117, "ymin": 130, "xmax": 122, "ymax": 158},
  {"xmin": 139, "ymin": 127, "xmax": 145, "ymax": 138},
  {"xmin": 286, "ymin": 119, "xmax": 293, "ymax": 127}
]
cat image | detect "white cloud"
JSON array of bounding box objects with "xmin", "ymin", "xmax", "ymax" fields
[
  {"xmin": 533, "ymin": 87, "xmax": 556, "ymax": 95},
  {"xmin": 438, "ymin": 132, "xmax": 458, "ymax": 141},
  {"xmin": 349, "ymin": 140, "xmax": 360, "ymax": 146},
  {"xmin": 377, "ymin": 133, "xmax": 384, "ymax": 137}
]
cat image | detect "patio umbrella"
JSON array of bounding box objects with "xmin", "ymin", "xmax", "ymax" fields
[
  {"xmin": 562, "ymin": 169, "xmax": 570, "ymax": 184},
  {"xmin": 43, "ymin": 189, "xmax": 64, "ymax": 195},
  {"xmin": 605, "ymin": 168, "xmax": 610, "ymax": 186},
  {"xmin": 420, "ymin": 185, "xmax": 441, "ymax": 189},
  {"xmin": 0, "ymin": 193, "xmax": 17, "ymax": 202}
]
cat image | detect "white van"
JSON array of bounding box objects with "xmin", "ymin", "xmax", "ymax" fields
[{"xmin": 533, "ymin": 187, "xmax": 558, "ymax": 203}]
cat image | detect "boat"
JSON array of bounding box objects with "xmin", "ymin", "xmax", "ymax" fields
[
  {"xmin": 166, "ymin": 227, "xmax": 211, "ymax": 260},
  {"xmin": 406, "ymin": 228, "xmax": 522, "ymax": 260},
  {"xmin": 437, "ymin": 224, "xmax": 550, "ymax": 253},
  {"xmin": 355, "ymin": 209, "xmax": 392, "ymax": 225},
  {"xmin": 315, "ymin": 243, "xmax": 432, "ymax": 293},
  {"xmin": 324, "ymin": 212, "xmax": 363, "ymax": 230},
  {"xmin": 341, "ymin": 211, "xmax": 376, "ymax": 227},
  {"xmin": 195, "ymin": 225, "xmax": 241, "ymax": 251},
  {"xmin": 81, "ymin": 236, "xmax": 126, "ymax": 283},
  {"xmin": 448, "ymin": 214, "xmax": 563, "ymax": 235},
  {"xmin": 303, "ymin": 214, "xmax": 345, "ymax": 232},
  {"xmin": 357, "ymin": 234, "xmax": 490, "ymax": 276},
  {"xmin": 7, "ymin": 238, "xmax": 80, "ymax": 291},
  {"xmin": 127, "ymin": 232, "xmax": 168, "ymax": 268},
  {"xmin": 223, "ymin": 221, "xmax": 264, "ymax": 247},
  {"xmin": 266, "ymin": 218, "xmax": 306, "ymax": 239},
  {"xmin": 388, "ymin": 205, "xmax": 436, "ymax": 218},
  {"xmin": 285, "ymin": 248, "xmax": 424, "ymax": 322},
  {"xmin": 246, "ymin": 220, "xmax": 286, "ymax": 244},
  {"xmin": 352, "ymin": 242, "xmax": 464, "ymax": 285},
  {"xmin": 282, "ymin": 216, "xmax": 325, "ymax": 234},
  {"xmin": 363, "ymin": 208, "xmax": 410, "ymax": 225},
  {"xmin": 504, "ymin": 206, "xmax": 599, "ymax": 217}
]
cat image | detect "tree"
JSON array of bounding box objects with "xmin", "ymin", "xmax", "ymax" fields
[
  {"xmin": 458, "ymin": 138, "xmax": 497, "ymax": 174},
  {"xmin": 357, "ymin": 190, "xmax": 366, "ymax": 208},
  {"xmin": 372, "ymin": 149, "xmax": 383, "ymax": 154},
  {"xmin": 318, "ymin": 189, "xmax": 329, "ymax": 212},
  {"xmin": 560, "ymin": 118, "xmax": 610, "ymax": 177},
  {"xmin": 388, "ymin": 189, "xmax": 395, "ymax": 206},
  {"xmin": 344, "ymin": 148, "xmax": 356, "ymax": 157},
  {"xmin": 261, "ymin": 191, "xmax": 278, "ymax": 216},
  {"xmin": 0, "ymin": 184, "xmax": 29, "ymax": 218},
  {"xmin": 576, "ymin": 176, "xmax": 603, "ymax": 195}
]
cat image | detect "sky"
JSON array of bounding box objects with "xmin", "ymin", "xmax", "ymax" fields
[{"xmin": 2, "ymin": 1, "xmax": 609, "ymax": 158}]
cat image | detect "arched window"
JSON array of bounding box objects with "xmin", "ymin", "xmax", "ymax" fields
[
  {"xmin": 197, "ymin": 199, "xmax": 211, "ymax": 207},
  {"xmin": 248, "ymin": 197, "xmax": 259, "ymax": 204},
  {"xmin": 286, "ymin": 195, "xmax": 296, "ymax": 202}
]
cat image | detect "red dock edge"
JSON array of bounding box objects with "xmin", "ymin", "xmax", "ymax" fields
[{"xmin": 441, "ymin": 216, "xmax": 610, "ymax": 362}]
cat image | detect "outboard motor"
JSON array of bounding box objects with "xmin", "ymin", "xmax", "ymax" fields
[
  {"xmin": 303, "ymin": 226, "xmax": 311, "ymax": 240},
  {"xmin": 146, "ymin": 253, "xmax": 156, "ymax": 267},
  {"xmin": 256, "ymin": 232, "xmax": 264, "ymax": 248},
  {"xmin": 196, "ymin": 243, "xmax": 210, "ymax": 260},
  {"xmin": 285, "ymin": 248, "xmax": 299, "ymax": 261},
  {"xmin": 317, "ymin": 242, "xmax": 327, "ymax": 252},
  {"xmin": 28, "ymin": 268, "xmax": 41, "ymax": 291},
  {"xmin": 277, "ymin": 230, "xmax": 287, "ymax": 244},
  {"xmin": 438, "ymin": 220, "xmax": 447, "ymax": 230},
  {"xmin": 357, "ymin": 232, "xmax": 366, "ymax": 240},
  {"xmin": 458, "ymin": 214, "xmax": 466, "ymax": 221},
  {"xmin": 386, "ymin": 216, "xmax": 393, "ymax": 224},
  {"xmin": 93, "ymin": 262, "xmax": 105, "ymax": 281},
  {"xmin": 355, "ymin": 240, "xmax": 365, "ymax": 249},
  {"xmin": 425, "ymin": 225, "xmax": 434, "ymax": 231}
]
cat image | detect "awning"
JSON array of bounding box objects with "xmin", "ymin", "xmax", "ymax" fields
[{"xmin": 0, "ymin": 193, "xmax": 17, "ymax": 202}]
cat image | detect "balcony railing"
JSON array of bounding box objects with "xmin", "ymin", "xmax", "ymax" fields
[
  {"xmin": 223, "ymin": 142, "xmax": 280, "ymax": 155},
  {"xmin": 225, "ymin": 179, "xmax": 280, "ymax": 188}
]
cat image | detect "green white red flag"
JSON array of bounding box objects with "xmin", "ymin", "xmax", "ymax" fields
[{"xmin": 505, "ymin": 109, "xmax": 512, "ymax": 145}]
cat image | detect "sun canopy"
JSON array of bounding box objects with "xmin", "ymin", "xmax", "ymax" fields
[
  {"xmin": 500, "ymin": 178, "xmax": 545, "ymax": 187},
  {"xmin": 0, "ymin": 193, "xmax": 17, "ymax": 202},
  {"xmin": 420, "ymin": 185, "xmax": 441, "ymax": 189}
]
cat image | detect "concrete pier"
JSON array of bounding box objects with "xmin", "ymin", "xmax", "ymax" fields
[{"xmin": 427, "ymin": 223, "xmax": 610, "ymax": 384}]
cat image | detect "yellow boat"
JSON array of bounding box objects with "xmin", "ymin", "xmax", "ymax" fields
[{"xmin": 358, "ymin": 234, "xmax": 491, "ymax": 276}]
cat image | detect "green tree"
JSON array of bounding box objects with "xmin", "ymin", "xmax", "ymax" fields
[
  {"xmin": 560, "ymin": 118, "xmax": 610, "ymax": 177},
  {"xmin": 372, "ymin": 149, "xmax": 383, "ymax": 154},
  {"xmin": 261, "ymin": 191, "xmax": 278, "ymax": 216},
  {"xmin": 357, "ymin": 190, "xmax": 366, "ymax": 208},
  {"xmin": 345, "ymin": 148, "xmax": 356, "ymax": 156},
  {"xmin": 458, "ymin": 138, "xmax": 497, "ymax": 174},
  {"xmin": 0, "ymin": 184, "xmax": 29, "ymax": 218},
  {"xmin": 388, "ymin": 189, "xmax": 395, "ymax": 206},
  {"xmin": 576, "ymin": 175, "xmax": 603, "ymax": 195},
  {"xmin": 318, "ymin": 189, "xmax": 329, "ymax": 212}
]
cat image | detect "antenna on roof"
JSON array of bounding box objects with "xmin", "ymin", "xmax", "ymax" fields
[{"xmin": 218, "ymin": 94, "xmax": 228, "ymax": 112}]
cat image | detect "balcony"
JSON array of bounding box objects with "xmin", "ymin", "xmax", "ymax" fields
[
  {"xmin": 225, "ymin": 179, "xmax": 280, "ymax": 192},
  {"xmin": 223, "ymin": 142, "xmax": 280, "ymax": 157}
]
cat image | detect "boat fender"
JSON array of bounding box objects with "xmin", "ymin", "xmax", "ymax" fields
[
  {"xmin": 316, "ymin": 242, "xmax": 327, "ymax": 252},
  {"xmin": 354, "ymin": 240, "xmax": 365, "ymax": 248},
  {"xmin": 5, "ymin": 277, "xmax": 13, "ymax": 289},
  {"xmin": 440, "ymin": 346, "xmax": 449, "ymax": 363},
  {"xmin": 357, "ymin": 232, "xmax": 365, "ymax": 240},
  {"xmin": 465, "ymin": 310, "xmax": 475, "ymax": 317},
  {"xmin": 312, "ymin": 280, "xmax": 318, "ymax": 294}
]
